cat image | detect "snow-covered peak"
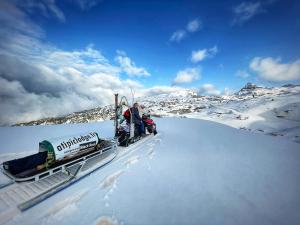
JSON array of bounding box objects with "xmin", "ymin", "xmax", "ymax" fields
[{"xmin": 236, "ymin": 82, "xmax": 266, "ymax": 96}]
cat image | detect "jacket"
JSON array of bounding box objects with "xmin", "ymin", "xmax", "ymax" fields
[{"xmin": 131, "ymin": 107, "xmax": 142, "ymax": 125}]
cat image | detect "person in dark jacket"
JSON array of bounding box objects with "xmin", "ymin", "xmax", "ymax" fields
[{"xmin": 132, "ymin": 102, "xmax": 145, "ymax": 137}]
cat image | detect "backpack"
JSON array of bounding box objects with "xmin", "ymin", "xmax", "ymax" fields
[{"xmin": 123, "ymin": 109, "xmax": 130, "ymax": 120}]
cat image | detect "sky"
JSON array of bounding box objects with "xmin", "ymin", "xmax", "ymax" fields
[{"xmin": 0, "ymin": 0, "xmax": 300, "ymax": 125}]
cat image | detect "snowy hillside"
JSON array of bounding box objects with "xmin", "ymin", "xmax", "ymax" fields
[
  {"xmin": 14, "ymin": 83, "xmax": 300, "ymax": 143},
  {"xmin": 141, "ymin": 83, "xmax": 300, "ymax": 143},
  {"xmin": 1, "ymin": 118, "xmax": 300, "ymax": 225}
]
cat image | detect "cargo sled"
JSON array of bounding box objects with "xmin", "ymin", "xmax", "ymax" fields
[
  {"xmin": 2, "ymin": 132, "xmax": 116, "ymax": 182},
  {"xmin": 0, "ymin": 131, "xmax": 117, "ymax": 222}
]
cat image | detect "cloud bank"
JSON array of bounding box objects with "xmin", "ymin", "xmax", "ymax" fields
[
  {"xmin": 0, "ymin": 1, "xmax": 155, "ymax": 125},
  {"xmin": 250, "ymin": 57, "xmax": 300, "ymax": 81}
]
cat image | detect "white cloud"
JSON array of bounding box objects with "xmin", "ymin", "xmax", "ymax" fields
[
  {"xmin": 186, "ymin": 19, "xmax": 201, "ymax": 32},
  {"xmin": 191, "ymin": 49, "xmax": 206, "ymax": 63},
  {"xmin": 210, "ymin": 46, "xmax": 218, "ymax": 55},
  {"xmin": 173, "ymin": 68, "xmax": 201, "ymax": 85},
  {"xmin": 191, "ymin": 46, "xmax": 218, "ymax": 63},
  {"xmin": 249, "ymin": 57, "xmax": 300, "ymax": 81},
  {"xmin": 19, "ymin": 0, "xmax": 66, "ymax": 22},
  {"xmin": 198, "ymin": 84, "xmax": 221, "ymax": 96},
  {"xmin": 142, "ymin": 86, "xmax": 185, "ymax": 97},
  {"xmin": 71, "ymin": 0, "xmax": 103, "ymax": 10},
  {"xmin": 170, "ymin": 30, "xmax": 187, "ymax": 42},
  {"xmin": 236, "ymin": 70, "xmax": 250, "ymax": 78},
  {"xmin": 232, "ymin": 2, "xmax": 263, "ymax": 25},
  {"xmin": 223, "ymin": 87, "xmax": 234, "ymax": 96},
  {"xmin": 45, "ymin": 0, "xmax": 66, "ymax": 22},
  {"xmin": 115, "ymin": 51, "xmax": 150, "ymax": 77},
  {"xmin": 170, "ymin": 18, "xmax": 202, "ymax": 43}
]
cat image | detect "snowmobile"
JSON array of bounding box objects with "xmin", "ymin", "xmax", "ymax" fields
[
  {"xmin": 142, "ymin": 114, "xmax": 157, "ymax": 135},
  {"xmin": 114, "ymin": 94, "xmax": 157, "ymax": 147}
]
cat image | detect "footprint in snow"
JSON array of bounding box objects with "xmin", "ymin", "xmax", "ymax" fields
[
  {"xmin": 124, "ymin": 155, "xmax": 139, "ymax": 168},
  {"xmin": 154, "ymin": 138, "xmax": 162, "ymax": 143},
  {"xmin": 100, "ymin": 170, "xmax": 124, "ymax": 190},
  {"xmin": 93, "ymin": 216, "xmax": 119, "ymax": 225},
  {"xmin": 100, "ymin": 170, "xmax": 124, "ymax": 208},
  {"xmin": 147, "ymin": 148, "xmax": 155, "ymax": 159},
  {"xmin": 44, "ymin": 189, "xmax": 89, "ymax": 221},
  {"xmin": 146, "ymin": 142, "xmax": 155, "ymax": 147}
]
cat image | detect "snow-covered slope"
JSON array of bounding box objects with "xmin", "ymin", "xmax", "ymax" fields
[
  {"xmin": 141, "ymin": 84, "xmax": 300, "ymax": 143},
  {"xmin": 1, "ymin": 118, "xmax": 300, "ymax": 225}
]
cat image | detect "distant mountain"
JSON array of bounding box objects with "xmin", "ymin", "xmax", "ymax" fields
[
  {"xmin": 14, "ymin": 105, "xmax": 115, "ymax": 126},
  {"xmin": 14, "ymin": 83, "xmax": 300, "ymax": 143}
]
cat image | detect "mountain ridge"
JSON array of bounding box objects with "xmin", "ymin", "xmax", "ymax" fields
[{"xmin": 13, "ymin": 83, "xmax": 300, "ymax": 144}]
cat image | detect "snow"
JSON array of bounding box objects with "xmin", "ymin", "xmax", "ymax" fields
[
  {"xmin": 1, "ymin": 118, "xmax": 300, "ymax": 225},
  {"xmin": 100, "ymin": 170, "xmax": 124, "ymax": 189},
  {"xmin": 93, "ymin": 216, "xmax": 119, "ymax": 225},
  {"xmin": 142, "ymin": 84, "xmax": 300, "ymax": 143},
  {"xmin": 45, "ymin": 189, "xmax": 89, "ymax": 223},
  {"xmin": 123, "ymin": 156, "xmax": 140, "ymax": 168}
]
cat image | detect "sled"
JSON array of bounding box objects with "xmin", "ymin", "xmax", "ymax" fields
[{"xmin": 0, "ymin": 138, "xmax": 117, "ymax": 224}]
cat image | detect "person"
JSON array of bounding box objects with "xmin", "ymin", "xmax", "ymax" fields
[
  {"xmin": 139, "ymin": 104, "xmax": 145, "ymax": 117},
  {"xmin": 139, "ymin": 104, "xmax": 146, "ymax": 134},
  {"xmin": 132, "ymin": 102, "xmax": 145, "ymax": 137},
  {"xmin": 123, "ymin": 108, "xmax": 131, "ymax": 123}
]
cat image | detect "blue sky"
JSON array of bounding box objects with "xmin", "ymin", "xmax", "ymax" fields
[
  {"xmin": 0, "ymin": 0, "xmax": 300, "ymax": 124},
  {"xmin": 42, "ymin": 0, "xmax": 300, "ymax": 89}
]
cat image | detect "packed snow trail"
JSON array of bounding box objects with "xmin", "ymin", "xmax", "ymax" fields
[{"xmin": 0, "ymin": 118, "xmax": 300, "ymax": 225}]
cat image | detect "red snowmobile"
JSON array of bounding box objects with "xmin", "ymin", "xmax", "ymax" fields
[{"xmin": 142, "ymin": 114, "xmax": 157, "ymax": 135}]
